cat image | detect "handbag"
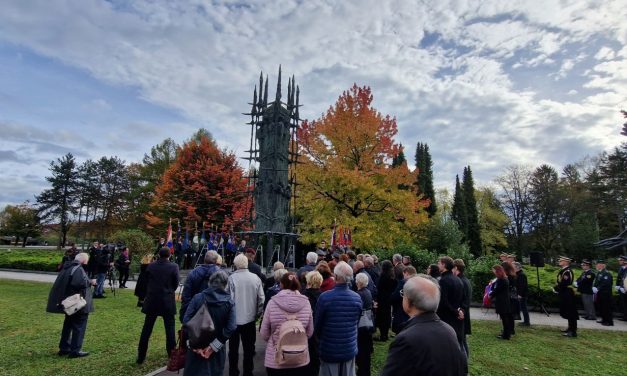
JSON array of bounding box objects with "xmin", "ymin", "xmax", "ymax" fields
[
  {"xmin": 183, "ymin": 301, "xmax": 216, "ymax": 349},
  {"xmin": 61, "ymin": 293, "xmax": 87, "ymax": 315},
  {"xmin": 358, "ymin": 309, "xmax": 374, "ymax": 331},
  {"xmin": 167, "ymin": 329, "xmax": 187, "ymax": 372}
]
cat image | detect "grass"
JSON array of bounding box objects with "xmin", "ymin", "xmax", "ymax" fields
[
  {"xmin": 372, "ymin": 320, "xmax": 624, "ymax": 375},
  {"xmin": 0, "ymin": 279, "xmax": 171, "ymax": 376},
  {"xmin": 2, "ymin": 279, "xmax": 625, "ymax": 376}
]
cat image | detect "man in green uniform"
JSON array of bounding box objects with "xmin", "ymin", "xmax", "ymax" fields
[
  {"xmin": 574, "ymin": 259, "xmax": 596, "ymax": 320},
  {"xmin": 554, "ymin": 256, "xmax": 579, "ymax": 337},
  {"xmin": 616, "ymin": 255, "xmax": 627, "ymax": 321},
  {"xmin": 593, "ymin": 259, "xmax": 613, "ymax": 326}
]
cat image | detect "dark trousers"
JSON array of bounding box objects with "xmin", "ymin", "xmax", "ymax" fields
[
  {"xmin": 118, "ymin": 268, "xmax": 129, "ymax": 287},
  {"xmin": 356, "ymin": 331, "xmax": 372, "ymax": 376},
  {"xmin": 266, "ymin": 365, "xmax": 308, "ymax": 376},
  {"xmin": 500, "ymin": 313, "xmax": 514, "ymax": 338},
  {"xmin": 228, "ymin": 321, "xmax": 256, "ymax": 376},
  {"xmin": 376, "ymin": 305, "xmax": 391, "ymax": 340},
  {"xmin": 59, "ymin": 313, "xmax": 89, "ymax": 354},
  {"xmin": 567, "ymin": 317, "xmax": 578, "ymax": 333},
  {"xmin": 137, "ymin": 314, "xmax": 176, "ymax": 361},
  {"xmin": 620, "ymin": 293, "xmax": 627, "ymax": 320},
  {"xmin": 306, "ymin": 336, "xmax": 320, "ymax": 376},
  {"xmin": 519, "ymin": 297, "xmax": 530, "ymax": 324},
  {"xmin": 598, "ymin": 293, "xmax": 613, "ymax": 325}
]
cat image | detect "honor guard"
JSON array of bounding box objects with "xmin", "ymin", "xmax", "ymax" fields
[
  {"xmin": 616, "ymin": 255, "xmax": 627, "ymax": 321},
  {"xmin": 554, "ymin": 256, "xmax": 579, "ymax": 337},
  {"xmin": 593, "ymin": 259, "xmax": 614, "ymax": 326},
  {"xmin": 575, "ymin": 259, "xmax": 596, "ymax": 320}
]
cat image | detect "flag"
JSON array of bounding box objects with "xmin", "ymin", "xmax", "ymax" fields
[
  {"xmin": 166, "ymin": 222, "xmax": 174, "ymax": 254},
  {"xmin": 338, "ymin": 225, "xmax": 344, "ymax": 246},
  {"xmin": 330, "ymin": 219, "xmax": 337, "ymax": 247}
]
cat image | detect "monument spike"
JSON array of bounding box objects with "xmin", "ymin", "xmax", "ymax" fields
[
  {"xmin": 291, "ymin": 75, "xmax": 296, "ymax": 107},
  {"xmin": 287, "ymin": 77, "xmax": 292, "ymax": 108},
  {"xmin": 263, "ymin": 75, "xmax": 269, "ymax": 107},
  {"xmin": 251, "ymin": 85, "xmax": 257, "ymax": 116},
  {"xmin": 295, "ymin": 85, "xmax": 300, "ymax": 120},
  {"xmin": 276, "ymin": 65, "xmax": 282, "ymax": 102}
]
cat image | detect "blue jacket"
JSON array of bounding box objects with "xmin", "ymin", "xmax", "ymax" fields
[
  {"xmin": 183, "ymin": 287, "xmax": 236, "ymax": 352},
  {"xmin": 314, "ymin": 283, "xmax": 362, "ymax": 362},
  {"xmin": 180, "ymin": 263, "xmax": 220, "ymax": 322}
]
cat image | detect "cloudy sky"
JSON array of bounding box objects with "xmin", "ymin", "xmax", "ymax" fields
[{"xmin": 1, "ymin": 0, "xmax": 626, "ymax": 209}]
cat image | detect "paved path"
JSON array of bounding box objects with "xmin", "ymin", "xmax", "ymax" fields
[{"xmin": 2, "ymin": 269, "xmax": 626, "ymax": 376}]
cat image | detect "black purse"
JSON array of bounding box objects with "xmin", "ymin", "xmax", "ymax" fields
[{"xmin": 183, "ymin": 301, "xmax": 216, "ymax": 349}]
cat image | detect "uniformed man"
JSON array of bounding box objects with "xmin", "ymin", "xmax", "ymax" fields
[
  {"xmin": 593, "ymin": 259, "xmax": 614, "ymax": 326},
  {"xmin": 554, "ymin": 256, "xmax": 579, "ymax": 337},
  {"xmin": 499, "ymin": 253, "xmax": 508, "ymax": 263},
  {"xmin": 616, "ymin": 255, "xmax": 627, "ymax": 321},
  {"xmin": 574, "ymin": 259, "xmax": 596, "ymax": 320}
]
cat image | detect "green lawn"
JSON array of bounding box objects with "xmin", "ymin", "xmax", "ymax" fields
[
  {"xmin": 0, "ymin": 279, "xmax": 170, "ymax": 376},
  {"xmin": 0, "ymin": 248, "xmax": 64, "ymax": 272},
  {"xmin": 1, "ymin": 279, "xmax": 625, "ymax": 376}
]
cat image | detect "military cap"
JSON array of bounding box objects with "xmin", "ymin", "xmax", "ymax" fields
[
  {"xmin": 499, "ymin": 252, "xmax": 508, "ymax": 257},
  {"xmin": 507, "ymin": 254, "xmax": 516, "ymax": 259},
  {"xmin": 618, "ymin": 255, "xmax": 627, "ymax": 261},
  {"xmin": 596, "ymin": 259, "xmax": 606, "ymax": 264},
  {"xmin": 557, "ymin": 255, "xmax": 572, "ymax": 262},
  {"xmin": 581, "ymin": 259, "xmax": 592, "ymax": 266}
]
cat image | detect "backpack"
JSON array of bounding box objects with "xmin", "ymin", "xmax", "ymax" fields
[{"xmin": 274, "ymin": 312, "xmax": 308, "ymax": 367}]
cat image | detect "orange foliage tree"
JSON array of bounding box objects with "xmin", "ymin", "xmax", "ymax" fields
[
  {"xmin": 146, "ymin": 134, "xmax": 251, "ymax": 231},
  {"xmin": 296, "ymin": 85, "xmax": 428, "ymax": 250}
]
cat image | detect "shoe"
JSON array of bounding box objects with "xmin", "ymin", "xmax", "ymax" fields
[
  {"xmin": 601, "ymin": 322, "xmax": 614, "ymax": 326},
  {"xmin": 584, "ymin": 317, "xmax": 597, "ymax": 320},
  {"xmin": 68, "ymin": 351, "xmax": 90, "ymax": 358},
  {"xmin": 560, "ymin": 328, "xmax": 569, "ymax": 333},
  {"xmin": 518, "ymin": 322, "xmax": 530, "ymax": 327},
  {"xmin": 596, "ymin": 320, "xmax": 603, "ymax": 323},
  {"xmin": 496, "ymin": 335, "xmax": 510, "ymax": 340},
  {"xmin": 57, "ymin": 350, "xmax": 70, "ymax": 356},
  {"xmin": 562, "ymin": 332, "xmax": 577, "ymax": 337}
]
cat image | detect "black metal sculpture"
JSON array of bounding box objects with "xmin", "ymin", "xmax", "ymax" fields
[{"xmin": 242, "ymin": 67, "xmax": 300, "ymax": 269}]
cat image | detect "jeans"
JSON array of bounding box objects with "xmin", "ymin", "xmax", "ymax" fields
[
  {"xmin": 59, "ymin": 313, "xmax": 89, "ymax": 354},
  {"xmin": 95, "ymin": 273, "xmax": 106, "ymax": 296},
  {"xmin": 185, "ymin": 346, "xmax": 227, "ymax": 376},
  {"xmin": 137, "ymin": 314, "xmax": 176, "ymax": 361},
  {"xmin": 228, "ymin": 321, "xmax": 256, "ymax": 376},
  {"xmin": 519, "ymin": 296, "xmax": 530, "ymax": 324}
]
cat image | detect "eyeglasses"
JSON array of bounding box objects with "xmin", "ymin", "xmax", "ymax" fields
[{"xmin": 400, "ymin": 289, "xmax": 404, "ymax": 297}]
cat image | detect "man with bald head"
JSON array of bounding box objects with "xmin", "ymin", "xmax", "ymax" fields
[{"xmin": 380, "ymin": 275, "xmax": 466, "ymax": 376}]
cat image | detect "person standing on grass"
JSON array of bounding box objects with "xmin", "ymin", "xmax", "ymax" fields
[
  {"xmin": 183, "ymin": 271, "xmax": 236, "ymax": 376},
  {"xmin": 514, "ymin": 262, "xmax": 530, "ymax": 327},
  {"xmin": 314, "ymin": 261, "xmax": 362, "ymax": 376},
  {"xmin": 375, "ymin": 260, "xmax": 396, "ymax": 342},
  {"xmin": 355, "ymin": 272, "xmax": 374, "ymax": 376},
  {"xmin": 436, "ymin": 256, "xmax": 465, "ymax": 348},
  {"xmin": 616, "ymin": 255, "xmax": 627, "ymax": 321},
  {"xmin": 46, "ymin": 252, "xmax": 95, "ymax": 358},
  {"xmin": 115, "ymin": 246, "xmax": 131, "ymax": 288},
  {"xmin": 136, "ymin": 247, "xmax": 179, "ymax": 364},
  {"xmin": 554, "ymin": 256, "xmax": 579, "ymax": 337},
  {"xmin": 453, "ymin": 259, "xmax": 472, "ymax": 357},
  {"xmin": 380, "ymin": 275, "xmax": 466, "ymax": 376},
  {"xmin": 227, "ymin": 254, "xmax": 265, "ymax": 376},
  {"xmin": 593, "ymin": 259, "xmax": 613, "ymax": 327},
  {"xmin": 489, "ymin": 265, "xmax": 513, "ymax": 340},
  {"xmin": 575, "ymin": 259, "xmax": 596, "ymax": 320}
]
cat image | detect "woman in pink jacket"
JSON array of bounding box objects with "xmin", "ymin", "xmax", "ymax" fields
[{"xmin": 260, "ymin": 272, "xmax": 314, "ymax": 375}]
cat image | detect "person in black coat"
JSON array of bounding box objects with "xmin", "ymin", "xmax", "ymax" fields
[
  {"xmin": 436, "ymin": 257, "xmax": 465, "ymax": 347},
  {"xmin": 514, "ymin": 262, "xmax": 530, "ymax": 326},
  {"xmin": 115, "ymin": 247, "xmax": 131, "ymax": 288},
  {"xmin": 303, "ymin": 271, "xmax": 322, "ymax": 376},
  {"xmin": 136, "ymin": 247, "xmax": 180, "ymax": 364},
  {"xmin": 555, "ymin": 256, "xmax": 579, "ymax": 336},
  {"xmin": 453, "ymin": 259, "xmax": 472, "ymax": 358},
  {"xmin": 375, "ymin": 260, "xmax": 397, "ymax": 341},
  {"xmin": 46, "ymin": 253, "xmax": 95, "ymax": 358},
  {"xmin": 355, "ymin": 273, "xmax": 374, "ymax": 376},
  {"xmin": 575, "ymin": 259, "xmax": 596, "ymax": 320},
  {"xmin": 380, "ymin": 275, "xmax": 466, "ymax": 376},
  {"xmin": 489, "ymin": 265, "xmax": 513, "ymax": 339},
  {"xmin": 390, "ymin": 266, "xmax": 416, "ymax": 334}
]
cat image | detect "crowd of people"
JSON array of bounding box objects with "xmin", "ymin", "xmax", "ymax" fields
[{"xmin": 45, "ymin": 239, "xmax": 627, "ymax": 375}]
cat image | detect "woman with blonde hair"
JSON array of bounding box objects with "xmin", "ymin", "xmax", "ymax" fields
[
  {"xmin": 134, "ymin": 254, "xmax": 153, "ymax": 307},
  {"xmin": 303, "ymin": 271, "xmax": 323, "ymax": 376}
]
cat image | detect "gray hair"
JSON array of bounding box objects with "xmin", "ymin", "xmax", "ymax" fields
[
  {"xmin": 274, "ymin": 268, "xmax": 288, "ymax": 282},
  {"xmin": 273, "ymin": 261, "xmax": 285, "ymax": 271},
  {"xmin": 205, "ymin": 250, "xmax": 219, "ymax": 264},
  {"xmin": 392, "ymin": 254, "xmax": 402, "ymax": 263},
  {"xmin": 334, "ymin": 261, "xmax": 354, "ymax": 283},
  {"xmin": 404, "ymin": 274, "xmax": 440, "ymax": 313},
  {"xmin": 75, "ymin": 252, "xmax": 89, "ymax": 264},
  {"xmin": 233, "ymin": 254, "xmax": 248, "ymax": 270},
  {"xmin": 364, "ymin": 256, "xmax": 374, "ymax": 267},
  {"xmin": 513, "ymin": 262, "xmax": 522, "ymax": 271},
  {"xmin": 209, "ymin": 271, "xmax": 229, "ymax": 290},
  {"xmin": 355, "ymin": 272, "xmax": 369, "ymax": 289},
  {"xmin": 306, "ymin": 252, "xmax": 318, "ymax": 264}
]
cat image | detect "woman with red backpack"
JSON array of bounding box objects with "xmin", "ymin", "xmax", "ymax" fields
[{"xmin": 260, "ymin": 272, "xmax": 314, "ymax": 376}]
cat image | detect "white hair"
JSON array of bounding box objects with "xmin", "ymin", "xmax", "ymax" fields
[
  {"xmin": 334, "ymin": 261, "xmax": 354, "ymax": 283},
  {"xmin": 364, "ymin": 256, "xmax": 374, "ymax": 267},
  {"xmin": 404, "ymin": 275, "xmax": 440, "ymax": 313},
  {"xmin": 273, "ymin": 261, "xmax": 285, "ymax": 271},
  {"xmin": 274, "ymin": 268, "xmax": 288, "ymax": 282},
  {"xmin": 393, "ymin": 254, "xmax": 402, "ymax": 263},
  {"xmin": 306, "ymin": 252, "xmax": 318, "ymax": 264},
  {"xmin": 355, "ymin": 272, "xmax": 369, "ymax": 289},
  {"xmin": 75, "ymin": 252, "xmax": 89, "ymax": 264},
  {"xmin": 233, "ymin": 254, "xmax": 249, "ymax": 270},
  {"xmin": 205, "ymin": 250, "xmax": 219, "ymax": 264}
]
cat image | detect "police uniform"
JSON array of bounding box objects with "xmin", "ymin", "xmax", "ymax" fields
[
  {"xmin": 616, "ymin": 256, "xmax": 627, "ymax": 321},
  {"xmin": 594, "ymin": 260, "xmax": 614, "ymax": 326},
  {"xmin": 576, "ymin": 260, "xmax": 596, "ymax": 320},
  {"xmin": 555, "ymin": 256, "xmax": 578, "ymax": 336}
]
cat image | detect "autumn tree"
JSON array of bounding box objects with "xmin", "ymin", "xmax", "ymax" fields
[
  {"xmin": 147, "ymin": 133, "xmax": 248, "ymax": 231},
  {"xmin": 296, "ymin": 84, "xmax": 427, "ymax": 250},
  {"xmin": 0, "ymin": 202, "xmax": 41, "ymax": 246},
  {"xmin": 476, "ymin": 187, "xmax": 509, "ymax": 255}
]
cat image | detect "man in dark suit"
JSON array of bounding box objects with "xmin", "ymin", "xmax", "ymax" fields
[
  {"xmin": 436, "ymin": 256, "xmax": 465, "ymax": 348},
  {"xmin": 380, "ymin": 275, "xmax": 466, "ymax": 376},
  {"xmin": 136, "ymin": 247, "xmax": 180, "ymax": 364}
]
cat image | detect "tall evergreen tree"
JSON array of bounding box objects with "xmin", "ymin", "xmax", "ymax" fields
[
  {"xmin": 415, "ymin": 142, "xmax": 437, "ymax": 217},
  {"xmin": 462, "ymin": 166, "xmax": 482, "ymax": 256},
  {"xmin": 451, "ymin": 174, "xmax": 468, "ymax": 237},
  {"xmin": 36, "ymin": 153, "xmax": 79, "ymax": 247}
]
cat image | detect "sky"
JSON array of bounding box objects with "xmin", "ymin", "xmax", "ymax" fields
[{"xmin": 1, "ymin": 0, "xmax": 626, "ymax": 209}]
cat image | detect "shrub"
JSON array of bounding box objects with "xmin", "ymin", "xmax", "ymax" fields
[
  {"xmin": 372, "ymin": 244, "xmax": 437, "ymax": 273},
  {"xmin": 109, "ymin": 229, "xmax": 154, "ymax": 274}
]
